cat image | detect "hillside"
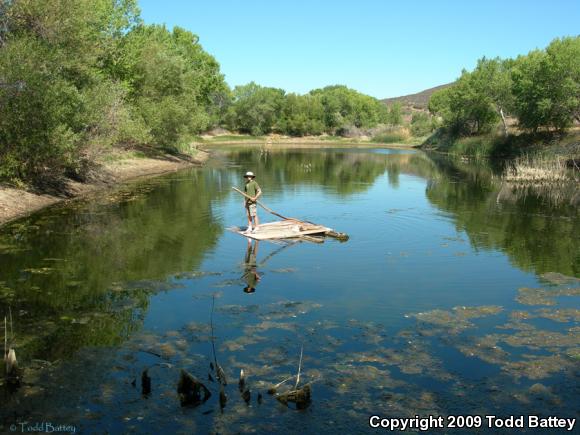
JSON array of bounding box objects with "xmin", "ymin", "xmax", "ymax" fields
[{"xmin": 381, "ymin": 83, "xmax": 452, "ymax": 110}]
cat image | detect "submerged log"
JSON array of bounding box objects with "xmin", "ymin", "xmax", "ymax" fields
[
  {"xmin": 177, "ymin": 369, "xmax": 211, "ymax": 407},
  {"xmin": 276, "ymin": 384, "xmax": 311, "ymax": 409},
  {"xmin": 325, "ymin": 230, "xmax": 349, "ymax": 241}
]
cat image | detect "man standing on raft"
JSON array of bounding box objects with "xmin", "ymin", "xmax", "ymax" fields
[{"xmin": 243, "ymin": 171, "xmax": 261, "ymax": 233}]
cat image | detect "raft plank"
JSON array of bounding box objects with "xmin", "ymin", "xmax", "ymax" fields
[{"xmin": 228, "ymin": 220, "xmax": 333, "ymax": 241}]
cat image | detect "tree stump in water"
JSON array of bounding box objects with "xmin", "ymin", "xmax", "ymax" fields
[
  {"xmin": 177, "ymin": 369, "xmax": 211, "ymax": 407},
  {"xmin": 275, "ymin": 384, "xmax": 311, "ymax": 410}
]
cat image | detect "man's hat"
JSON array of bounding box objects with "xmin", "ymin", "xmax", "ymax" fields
[{"xmin": 244, "ymin": 171, "xmax": 255, "ymax": 178}]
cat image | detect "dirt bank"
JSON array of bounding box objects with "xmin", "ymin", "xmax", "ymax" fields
[{"xmin": 0, "ymin": 149, "xmax": 209, "ymax": 227}]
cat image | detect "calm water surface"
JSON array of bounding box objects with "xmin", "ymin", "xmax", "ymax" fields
[{"xmin": 1, "ymin": 147, "xmax": 578, "ymax": 433}]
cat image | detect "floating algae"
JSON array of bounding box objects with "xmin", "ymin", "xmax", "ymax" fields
[
  {"xmin": 534, "ymin": 308, "xmax": 580, "ymax": 323},
  {"xmin": 175, "ymin": 271, "xmax": 222, "ymax": 280},
  {"xmin": 498, "ymin": 327, "xmax": 580, "ymax": 350},
  {"xmin": 244, "ymin": 321, "xmax": 297, "ymax": 334},
  {"xmin": 516, "ymin": 287, "xmax": 580, "ymax": 306},
  {"xmin": 211, "ymin": 279, "xmax": 240, "ymax": 288},
  {"xmin": 411, "ymin": 305, "xmax": 503, "ymax": 335},
  {"xmin": 217, "ymin": 304, "xmax": 260, "ymax": 315},
  {"xmin": 260, "ymin": 301, "xmax": 323, "ymax": 320},
  {"xmin": 270, "ymin": 268, "xmax": 297, "ymax": 273},
  {"xmin": 501, "ymin": 354, "xmax": 576, "ymax": 380},
  {"xmin": 455, "ymin": 336, "xmax": 510, "ymax": 366},
  {"xmin": 347, "ymin": 319, "xmax": 388, "ymax": 345},
  {"xmin": 505, "ymin": 308, "xmax": 580, "ymax": 323},
  {"xmin": 539, "ymin": 272, "xmax": 580, "ymax": 286},
  {"xmin": 330, "ymin": 363, "xmax": 407, "ymax": 394},
  {"xmin": 222, "ymin": 334, "xmax": 267, "ymax": 352}
]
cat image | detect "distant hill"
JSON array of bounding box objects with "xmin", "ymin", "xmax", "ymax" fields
[{"xmin": 381, "ymin": 83, "xmax": 453, "ymax": 110}]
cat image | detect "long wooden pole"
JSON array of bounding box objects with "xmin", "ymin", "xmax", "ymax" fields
[{"xmin": 232, "ymin": 187, "xmax": 292, "ymax": 221}]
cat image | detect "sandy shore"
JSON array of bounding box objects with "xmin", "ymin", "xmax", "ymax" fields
[{"xmin": 0, "ymin": 149, "xmax": 209, "ymax": 227}]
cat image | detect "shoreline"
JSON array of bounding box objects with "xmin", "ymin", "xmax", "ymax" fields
[
  {"xmin": 0, "ymin": 149, "xmax": 209, "ymax": 228},
  {"xmin": 197, "ymin": 138, "xmax": 421, "ymax": 149}
]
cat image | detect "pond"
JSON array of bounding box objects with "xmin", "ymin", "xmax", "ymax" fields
[{"xmin": 1, "ymin": 146, "xmax": 578, "ymax": 433}]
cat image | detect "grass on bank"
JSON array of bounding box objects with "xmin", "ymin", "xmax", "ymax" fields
[
  {"xmin": 504, "ymin": 154, "xmax": 578, "ymax": 182},
  {"xmin": 423, "ymin": 128, "xmax": 580, "ymax": 158}
]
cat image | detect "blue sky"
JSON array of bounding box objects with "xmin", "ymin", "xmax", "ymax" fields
[{"xmin": 139, "ymin": 0, "xmax": 580, "ymax": 98}]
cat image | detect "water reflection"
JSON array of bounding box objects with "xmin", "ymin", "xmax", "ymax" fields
[
  {"xmin": 242, "ymin": 239, "xmax": 261, "ymax": 293},
  {"xmin": 0, "ymin": 146, "xmax": 578, "ymax": 433},
  {"xmin": 0, "ymin": 170, "xmax": 224, "ymax": 362},
  {"xmin": 425, "ymin": 155, "xmax": 579, "ymax": 277}
]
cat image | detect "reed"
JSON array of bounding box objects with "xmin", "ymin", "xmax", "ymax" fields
[{"xmin": 504, "ymin": 154, "xmax": 576, "ymax": 183}]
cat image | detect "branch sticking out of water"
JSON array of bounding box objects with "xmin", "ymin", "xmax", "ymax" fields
[
  {"xmin": 210, "ymin": 294, "xmax": 227, "ymax": 386},
  {"xmin": 295, "ymin": 344, "xmax": 303, "ymax": 389}
]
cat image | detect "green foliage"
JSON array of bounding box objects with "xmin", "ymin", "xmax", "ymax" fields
[
  {"xmin": 225, "ymin": 82, "xmax": 286, "ymax": 135},
  {"xmin": 225, "ymin": 83, "xmax": 388, "ymax": 137},
  {"xmin": 0, "ymin": 0, "xmax": 227, "ymax": 182},
  {"xmin": 310, "ymin": 85, "xmax": 388, "ymax": 132},
  {"xmin": 278, "ymin": 93, "xmax": 325, "ymax": 136},
  {"xmin": 429, "ymin": 36, "xmax": 580, "ymax": 140},
  {"xmin": 429, "ymin": 69, "xmax": 499, "ymax": 135},
  {"xmin": 410, "ymin": 112, "xmax": 434, "ymax": 136},
  {"xmin": 372, "ymin": 130, "xmax": 408, "ymax": 144},
  {"xmin": 511, "ymin": 36, "xmax": 580, "ymax": 131},
  {"xmin": 385, "ymin": 102, "xmax": 403, "ymax": 125}
]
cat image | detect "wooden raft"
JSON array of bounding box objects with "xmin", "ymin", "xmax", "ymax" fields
[
  {"xmin": 230, "ymin": 186, "xmax": 349, "ymax": 242},
  {"xmin": 232, "ymin": 220, "xmax": 329, "ymax": 241}
]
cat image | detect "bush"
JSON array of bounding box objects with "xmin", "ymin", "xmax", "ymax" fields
[
  {"xmin": 371, "ymin": 127, "xmax": 410, "ymax": 143},
  {"xmin": 410, "ymin": 112, "xmax": 434, "ymax": 136}
]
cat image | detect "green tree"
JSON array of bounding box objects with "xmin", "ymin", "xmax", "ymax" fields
[
  {"xmin": 0, "ymin": 0, "xmax": 228, "ymax": 182},
  {"xmin": 386, "ymin": 102, "xmax": 403, "ymax": 125},
  {"xmin": 511, "ymin": 36, "xmax": 580, "ymax": 131},
  {"xmin": 226, "ymin": 82, "xmax": 286, "ymax": 135},
  {"xmin": 117, "ymin": 25, "xmax": 227, "ymax": 149},
  {"xmin": 428, "ymin": 70, "xmax": 498, "ymax": 135},
  {"xmin": 0, "ymin": 0, "xmax": 142, "ymax": 181},
  {"xmin": 410, "ymin": 112, "xmax": 434, "ymax": 136},
  {"xmin": 472, "ymin": 57, "xmax": 514, "ymax": 136},
  {"xmin": 310, "ymin": 85, "xmax": 387, "ymax": 133},
  {"xmin": 278, "ymin": 93, "xmax": 325, "ymax": 136}
]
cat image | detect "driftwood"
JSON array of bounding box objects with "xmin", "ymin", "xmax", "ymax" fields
[
  {"xmin": 276, "ymin": 384, "xmax": 311, "ymax": 409},
  {"xmin": 272, "ymin": 344, "xmax": 312, "ymax": 409},
  {"xmin": 267, "ymin": 375, "xmax": 296, "ymax": 395},
  {"xmin": 325, "ymin": 230, "xmax": 349, "ymax": 241},
  {"xmin": 178, "ymin": 369, "xmax": 211, "ymax": 407}
]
